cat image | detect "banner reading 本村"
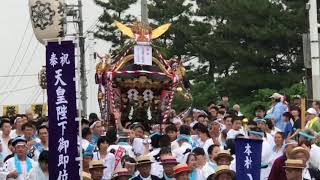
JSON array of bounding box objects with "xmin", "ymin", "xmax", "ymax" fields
[
  {"xmin": 46, "ymin": 41, "xmax": 79, "ymax": 179},
  {"xmin": 236, "ymin": 138, "xmax": 262, "ymax": 180}
]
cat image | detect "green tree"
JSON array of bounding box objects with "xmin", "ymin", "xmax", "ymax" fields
[
  {"xmin": 148, "ymin": 0, "xmax": 193, "ymax": 58},
  {"xmin": 194, "ymin": 0, "xmax": 307, "ymax": 99},
  {"xmin": 94, "ymin": 0, "xmax": 137, "ymax": 53}
]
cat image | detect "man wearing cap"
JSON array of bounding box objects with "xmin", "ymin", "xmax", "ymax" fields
[
  {"xmin": 172, "ymin": 164, "xmax": 191, "ymax": 180},
  {"xmin": 210, "ymin": 165, "xmax": 235, "ymax": 180},
  {"xmin": 214, "ymin": 150, "xmax": 233, "ymax": 167},
  {"xmin": 268, "ymin": 139, "xmax": 298, "ymax": 180},
  {"xmin": 131, "ymin": 155, "xmax": 161, "ymax": 180},
  {"xmin": 89, "ymin": 160, "xmax": 106, "ymax": 180},
  {"xmin": 284, "ymin": 159, "xmax": 305, "ymax": 180},
  {"xmin": 290, "ymin": 146, "xmax": 320, "ymax": 179},
  {"xmin": 305, "ymin": 108, "xmax": 320, "ymax": 132},
  {"xmin": 269, "ymin": 93, "xmax": 288, "ymax": 132},
  {"xmin": 4, "ymin": 137, "xmax": 35, "ymax": 180},
  {"xmin": 160, "ymin": 155, "xmax": 178, "ymax": 180},
  {"xmin": 111, "ymin": 168, "xmax": 132, "ymax": 180}
]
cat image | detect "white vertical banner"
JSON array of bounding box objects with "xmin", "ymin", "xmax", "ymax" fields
[{"xmin": 134, "ymin": 45, "xmax": 152, "ymax": 66}]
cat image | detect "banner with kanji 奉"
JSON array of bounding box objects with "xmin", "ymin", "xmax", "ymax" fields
[
  {"xmin": 236, "ymin": 138, "xmax": 262, "ymax": 180},
  {"xmin": 46, "ymin": 41, "xmax": 79, "ymax": 179}
]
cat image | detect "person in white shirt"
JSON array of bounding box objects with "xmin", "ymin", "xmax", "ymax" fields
[
  {"xmin": 196, "ymin": 123, "xmax": 213, "ymax": 156},
  {"xmin": 202, "ymin": 144, "xmax": 220, "ymax": 179},
  {"xmin": 248, "ymin": 128, "xmax": 273, "ymax": 180},
  {"xmin": 93, "ymin": 136, "xmax": 115, "ymax": 180},
  {"xmin": 172, "ymin": 135, "xmax": 192, "ymax": 164},
  {"xmin": 29, "ymin": 150, "xmax": 48, "ymax": 180},
  {"xmin": 10, "ymin": 117, "xmax": 25, "ymax": 139},
  {"xmin": 270, "ymin": 132, "xmax": 285, "ymax": 165},
  {"xmin": 0, "ymin": 119, "xmax": 13, "ymax": 159},
  {"xmin": 164, "ymin": 125, "xmax": 179, "ymax": 151},
  {"xmin": 4, "ymin": 137, "xmax": 35, "ymax": 180},
  {"xmin": 226, "ymin": 117, "xmax": 245, "ymax": 139}
]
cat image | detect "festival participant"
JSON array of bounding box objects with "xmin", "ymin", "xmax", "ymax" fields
[
  {"xmin": 4, "ymin": 139, "xmax": 15, "ymax": 163},
  {"xmin": 29, "ymin": 150, "xmax": 49, "ymax": 180},
  {"xmin": 290, "ymin": 107, "xmax": 301, "ymax": 130},
  {"xmin": 268, "ymin": 139, "xmax": 298, "ymax": 180},
  {"xmin": 131, "ymin": 155, "xmax": 162, "ymax": 180},
  {"xmin": 208, "ymin": 120, "xmax": 223, "ymax": 145},
  {"xmin": 282, "ymin": 112, "xmax": 294, "ymax": 137},
  {"xmin": 34, "ymin": 125, "xmax": 48, "ymax": 152},
  {"xmin": 196, "ymin": 124, "xmax": 213, "ymax": 155},
  {"xmin": 4, "ymin": 137, "xmax": 35, "ymax": 180},
  {"xmin": 89, "ymin": 160, "xmax": 106, "ymax": 180},
  {"xmin": 232, "ymin": 104, "xmax": 243, "ymax": 117},
  {"xmin": 208, "ymin": 106, "xmax": 219, "ymax": 120},
  {"xmin": 214, "ymin": 150, "xmax": 233, "ymax": 167},
  {"xmin": 10, "ymin": 117, "xmax": 24, "ymax": 138},
  {"xmin": 312, "ymin": 101, "xmax": 320, "ymax": 115},
  {"xmin": 193, "ymin": 147, "xmax": 207, "ymax": 169},
  {"xmin": 255, "ymin": 118, "xmax": 274, "ymax": 146},
  {"xmin": 284, "ymin": 159, "xmax": 305, "ymax": 180},
  {"xmin": 248, "ymin": 127, "xmax": 272, "ymax": 180},
  {"xmin": 186, "ymin": 153, "xmax": 204, "ymax": 180},
  {"xmin": 305, "ymin": 108, "xmax": 320, "ymax": 132},
  {"xmin": 211, "ymin": 165, "xmax": 236, "ymax": 180},
  {"xmin": 83, "ymin": 151, "xmax": 93, "ymax": 173},
  {"xmin": 111, "ymin": 168, "xmax": 132, "ymax": 180},
  {"xmin": 81, "ymin": 127, "xmax": 95, "ymax": 153},
  {"xmin": 90, "ymin": 120, "xmax": 105, "ymax": 146},
  {"xmin": 121, "ymin": 155, "xmax": 137, "ymax": 177},
  {"xmin": 270, "ymin": 132, "xmax": 285, "ymax": 164},
  {"xmin": 290, "ymin": 147, "xmax": 320, "ymax": 179},
  {"xmin": 223, "ymin": 115, "xmax": 233, "ymax": 131},
  {"xmin": 202, "ymin": 144, "xmax": 220, "ymax": 179},
  {"xmin": 269, "ymin": 93, "xmax": 288, "ymax": 132},
  {"xmin": 0, "ymin": 119, "xmax": 13, "ymax": 158},
  {"xmin": 22, "ymin": 122, "xmax": 40, "ymax": 161},
  {"xmin": 93, "ymin": 136, "xmax": 115, "ymax": 180},
  {"xmin": 160, "ymin": 155, "xmax": 179, "ymax": 180},
  {"xmin": 172, "ymin": 134, "xmax": 192, "ymax": 163},
  {"xmin": 255, "ymin": 105, "xmax": 266, "ymax": 119},
  {"xmin": 172, "ymin": 164, "xmax": 191, "ymax": 180},
  {"xmin": 164, "ymin": 124, "xmax": 179, "ymax": 151},
  {"xmin": 226, "ymin": 117, "xmax": 245, "ymax": 139}
]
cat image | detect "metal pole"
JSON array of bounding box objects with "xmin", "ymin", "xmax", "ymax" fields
[
  {"xmin": 309, "ymin": 0, "xmax": 320, "ymax": 100},
  {"xmin": 78, "ymin": 0, "xmax": 87, "ymax": 117},
  {"xmin": 141, "ymin": 0, "xmax": 148, "ymax": 24}
]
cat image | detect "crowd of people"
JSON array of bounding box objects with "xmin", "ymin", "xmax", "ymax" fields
[
  {"xmin": 0, "ymin": 110, "xmax": 48, "ymax": 179},
  {"xmin": 0, "ymin": 93, "xmax": 319, "ymax": 180},
  {"xmin": 80, "ymin": 93, "xmax": 320, "ymax": 180}
]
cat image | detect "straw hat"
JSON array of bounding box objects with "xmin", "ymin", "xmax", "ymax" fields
[
  {"xmin": 213, "ymin": 165, "xmax": 236, "ymax": 179},
  {"xmin": 160, "ymin": 155, "xmax": 179, "ymax": 165},
  {"xmin": 136, "ymin": 155, "xmax": 152, "ymax": 166},
  {"xmin": 111, "ymin": 168, "xmax": 132, "ymax": 180},
  {"xmin": 214, "ymin": 150, "xmax": 234, "ymax": 162},
  {"xmin": 173, "ymin": 164, "xmax": 191, "ymax": 177},
  {"xmin": 284, "ymin": 159, "xmax": 305, "ymax": 169},
  {"xmin": 290, "ymin": 147, "xmax": 310, "ymax": 160},
  {"xmin": 270, "ymin": 93, "xmax": 282, "ymax": 99},
  {"xmin": 89, "ymin": 160, "xmax": 106, "ymax": 169},
  {"xmin": 82, "ymin": 171, "xmax": 91, "ymax": 180}
]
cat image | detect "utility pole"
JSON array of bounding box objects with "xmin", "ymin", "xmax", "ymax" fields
[
  {"xmin": 141, "ymin": 0, "xmax": 148, "ymax": 24},
  {"xmin": 78, "ymin": 0, "xmax": 87, "ymax": 117},
  {"xmin": 309, "ymin": 0, "xmax": 320, "ymax": 100}
]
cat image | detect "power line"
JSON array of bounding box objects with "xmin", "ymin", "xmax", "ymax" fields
[
  {"xmin": 0, "ymin": 43, "xmax": 39, "ymax": 104},
  {"xmin": 0, "ymin": 85, "xmax": 38, "ymax": 96},
  {"xmin": 0, "ymin": 20, "xmax": 31, "ymax": 92},
  {"xmin": 0, "ymin": 74, "xmax": 38, "ymax": 78}
]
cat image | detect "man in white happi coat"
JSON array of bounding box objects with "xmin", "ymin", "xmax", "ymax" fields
[{"xmin": 1, "ymin": 137, "xmax": 36, "ymax": 180}]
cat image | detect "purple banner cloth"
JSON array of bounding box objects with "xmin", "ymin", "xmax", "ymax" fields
[{"xmin": 46, "ymin": 41, "xmax": 79, "ymax": 180}]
